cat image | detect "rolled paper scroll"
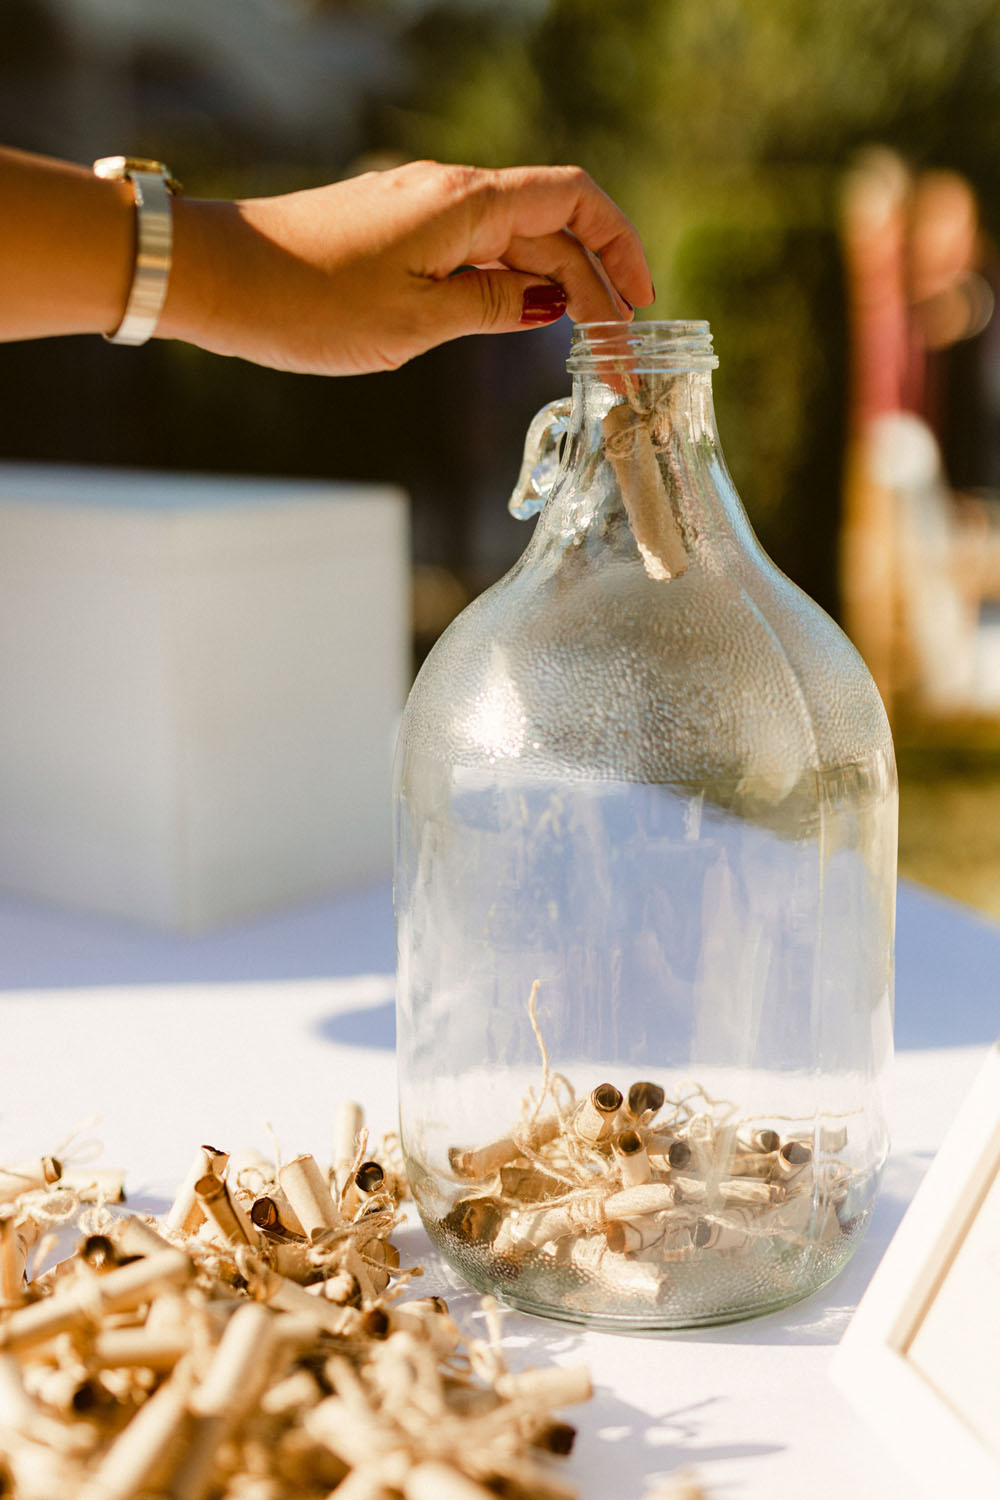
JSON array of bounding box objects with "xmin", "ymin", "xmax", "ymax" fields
[
  {"xmin": 818, "ymin": 1161, "xmax": 851, "ymax": 1205},
  {"xmin": 449, "ymin": 1138, "xmax": 520, "ymax": 1181},
  {"xmin": 249, "ymin": 1188, "xmax": 305, "ymax": 1239},
  {"xmin": 402, "ymin": 1461, "xmax": 497, "ymax": 1500},
  {"xmin": 625, "ymin": 1081, "xmax": 666, "ymax": 1121},
  {"xmin": 0, "ymin": 1351, "xmax": 94, "ymax": 1453},
  {"xmin": 191, "ymin": 1302, "xmax": 279, "ymax": 1420},
  {"xmin": 332, "ymin": 1101, "xmax": 365, "ymax": 1193},
  {"xmin": 78, "ymin": 1235, "xmax": 119, "ymax": 1269},
  {"xmin": 321, "ymin": 1464, "xmax": 399, "ymax": 1500},
  {"xmin": 0, "ymin": 1214, "xmax": 25, "ymax": 1307},
  {"xmin": 317, "ymin": 1268, "xmax": 359, "ymax": 1306},
  {"xmin": 108, "ymin": 1214, "xmax": 174, "ymax": 1259},
  {"xmin": 279, "ymin": 1155, "xmax": 341, "ymax": 1240},
  {"xmin": 265, "ymin": 1239, "xmax": 315, "ymax": 1284},
  {"xmin": 383, "ymin": 1300, "xmax": 461, "ymax": 1358},
  {"xmin": 90, "ymin": 1327, "xmax": 191, "ymax": 1371},
  {"xmin": 441, "ymin": 1196, "xmax": 503, "ymax": 1245},
  {"xmin": 166, "ymin": 1146, "xmax": 229, "ymax": 1236},
  {"xmin": 532, "ymin": 1421, "xmax": 576, "ymax": 1455},
  {"xmin": 357, "ymin": 1236, "xmax": 399, "ymax": 1296},
  {"xmin": 692, "ymin": 1209, "xmax": 755, "ymax": 1251},
  {"xmin": 726, "ymin": 1152, "xmax": 777, "ymax": 1179},
  {"xmin": 259, "ymin": 1367, "xmax": 322, "ymax": 1416},
  {"xmin": 605, "ymin": 1214, "xmax": 668, "ymax": 1255},
  {"xmin": 0, "ymin": 1249, "xmax": 194, "ymax": 1352},
  {"xmin": 667, "ymin": 1139, "xmax": 693, "ymax": 1169},
  {"xmin": 602, "ymin": 402, "xmax": 689, "ymax": 581},
  {"xmin": 647, "ymin": 1134, "xmax": 692, "ymax": 1171},
  {"xmin": 719, "ymin": 1177, "xmax": 781, "ymax": 1208},
  {"xmin": 604, "ymin": 1183, "xmax": 676, "ymax": 1219},
  {"xmin": 60, "ymin": 1169, "xmax": 126, "ymax": 1204},
  {"xmin": 306, "ymin": 1394, "xmax": 398, "ymax": 1469},
  {"xmin": 572, "ymin": 1085, "xmax": 623, "ymax": 1145},
  {"xmin": 194, "ymin": 1174, "xmax": 257, "ymax": 1248},
  {"xmin": 248, "ymin": 1263, "xmax": 363, "ymax": 1339},
  {"xmin": 167, "ymin": 1304, "xmax": 285, "ymax": 1500},
  {"xmin": 498, "ymin": 1165, "xmax": 566, "ymax": 1202},
  {"xmin": 228, "ymin": 1149, "xmax": 274, "ymax": 1199},
  {"xmin": 450, "ymin": 1117, "xmax": 560, "ymax": 1181},
  {"xmin": 472, "ymin": 1459, "xmax": 578, "ymax": 1500},
  {"xmin": 495, "ymin": 1364, "xmax": 593, "ymax": 1408},
  {"xmin": 738, "ymin": 1128, "xmax": 781, "ymax": 1155},
  {"xmin": 612, "ymin": 1130, "xmax": 652, "ymax": 1188},
  {"xmin": 77, "ymin": 1361, "xmax": 193, "ymax": 1500},
  {"xmin": 773, "ymin": 1140, "xmax": 813, "ymax": 1184},
  {"xmin": 496, "ymin": 1202, "xmax": 588, "ymax": 1254},
  {"xmin": 342, "ymin": 1161, "xmax": 386, "ymax": 1217},
  {"xmin": 666, "ymin": 1174, "xmax": 708, "ymax": 1204},
  {"xmin": 0, "ymin": 1156, "xmax": 61, "ymax": 1205}
]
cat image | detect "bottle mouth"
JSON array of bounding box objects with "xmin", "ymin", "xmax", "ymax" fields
[{"xmin": 566, "ymin": 320, "xmax": 718, "ymax": 375}]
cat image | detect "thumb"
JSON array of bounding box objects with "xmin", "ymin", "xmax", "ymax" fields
[{"xmin": 430, "ymin": 268, "xmax": 568, "ymax": 339}]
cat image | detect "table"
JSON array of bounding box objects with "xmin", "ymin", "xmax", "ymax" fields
[{"xmin": 0, "ymin": 878, "xmax": 996, "ymax": 1500}]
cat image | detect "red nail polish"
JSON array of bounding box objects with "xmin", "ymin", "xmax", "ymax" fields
[{"xmin": 521, "ymin": 285, "xmax": 567, "ymax": 324}]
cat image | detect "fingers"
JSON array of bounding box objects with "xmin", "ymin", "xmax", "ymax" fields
[
  {"xmin": 500, "ymin": 229, "xmax": 631, "ymax": 323},
  {"xmin": 419, "ymin": 267, "xmax": 570, "ymax": 345},
  {"xmin": 455, "ymin": 165, "xmax": 655, "ymax": 312}
]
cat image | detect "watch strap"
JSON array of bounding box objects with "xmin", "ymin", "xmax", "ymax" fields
[{"xmin": 93, "ymin": 157, "xmax": 180, "ymax": 347}]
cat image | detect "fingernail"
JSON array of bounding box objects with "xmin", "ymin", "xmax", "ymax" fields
[{"xmin": 521, "ymin": 284, "xmax": 568, "ymax": 324}]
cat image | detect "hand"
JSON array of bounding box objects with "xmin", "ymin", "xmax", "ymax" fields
[{"xmin": 161, "ymin": 161, "xmax": 655, "ymax": 375}]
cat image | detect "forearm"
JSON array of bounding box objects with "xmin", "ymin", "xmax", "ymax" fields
[{"xmin": 0, "ymin": 146, "xmax": 137, "ymax": 340}]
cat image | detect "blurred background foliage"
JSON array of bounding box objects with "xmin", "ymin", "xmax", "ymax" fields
[
  {"xmin": 374, "ymin": 0, "xmax": 1000, "ymax": 613},
  {"xmin": 2, "ymin": 0, "xmax": 997, "ymax": 612},
  {"xmin": 2, "ymin": 0, "xmax": 1000, "ymax": 911}
]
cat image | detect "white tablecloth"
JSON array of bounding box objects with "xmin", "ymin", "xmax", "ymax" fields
[{"xmin": 0, "ymin": 878, "xmax": 996, "ymax": 1500}]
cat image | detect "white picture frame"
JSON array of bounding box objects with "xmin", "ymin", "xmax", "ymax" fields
[{"xmin": 831, "ymin": 1040, "xmax": 1000, "ymax": 1498}]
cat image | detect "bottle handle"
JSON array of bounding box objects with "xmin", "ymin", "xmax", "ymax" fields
[{"xmin": 507, "ymin": 397, "xmax": 573, "ymax": 519}]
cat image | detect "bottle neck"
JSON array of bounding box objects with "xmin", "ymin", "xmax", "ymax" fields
[
  {"xmin": 533, "ymin": 368, "xmax": 752, "ymax": 574},
  {"xmin": 568, "ymin": 367, "xmax": 719, "ymax": 445}
]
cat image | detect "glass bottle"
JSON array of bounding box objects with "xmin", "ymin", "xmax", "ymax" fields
[{"xmin": 394, "ymin": 321, "xmax": 896, "ymax": 1330}]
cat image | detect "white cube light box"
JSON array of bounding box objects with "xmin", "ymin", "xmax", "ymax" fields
[{"xmin": 0, "ymin": 465, "xmax": 409, "ymax": 930}]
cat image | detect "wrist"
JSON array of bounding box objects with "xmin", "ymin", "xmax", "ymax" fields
[
  {"xmin": 155, "ymin": 196, "xmax": 242, "ymax": 353},
  {"xmin": 88, "ymin": 172, "xmax": 137, "ymax": 334}
]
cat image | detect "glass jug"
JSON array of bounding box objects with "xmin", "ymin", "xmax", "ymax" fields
[{"xmin": 394, "ymin": 321, "xmax": 896, "ymax": 1330}]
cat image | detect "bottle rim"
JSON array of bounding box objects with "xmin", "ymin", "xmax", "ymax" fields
[{"xmin": 567, "ymin": 319, "xmax": 718, "ymax": 374}]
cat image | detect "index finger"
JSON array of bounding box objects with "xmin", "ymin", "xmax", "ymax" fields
[{"xmin": 462, "ymin": 165, "xmax": 655, "ymax": 309}]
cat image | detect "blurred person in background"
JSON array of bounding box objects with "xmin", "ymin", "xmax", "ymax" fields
[
  {"xmin": 907, "ymin": 169, "xmax": 1000, "ymax": 498},
  {"xmin": 840, "ymin": 149, "xmax": 1000, "ymax": 722}
]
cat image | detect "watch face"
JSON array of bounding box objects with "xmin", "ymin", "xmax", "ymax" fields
[
  {"xmin": 93, "ymin": 156, "xmax": 168, "ymax": 178},
  {"xmin": 93, "ymin": 157, "xmax": 180, "ymax": 195}
]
